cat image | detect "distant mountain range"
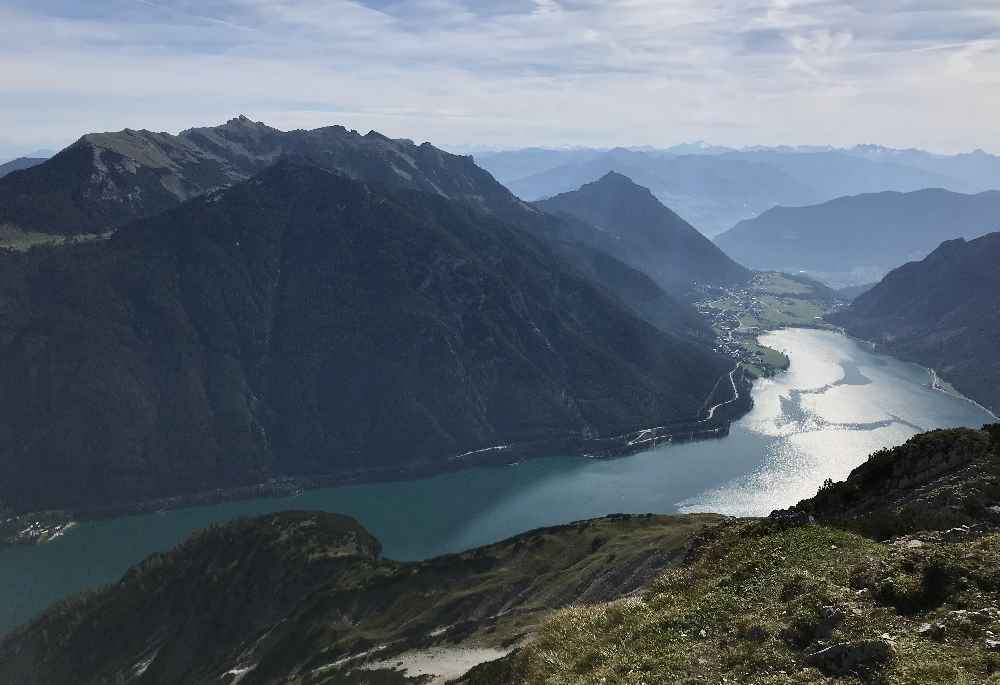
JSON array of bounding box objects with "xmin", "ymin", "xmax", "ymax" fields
[
  {"xmin": 0, "ymin": 152, "xmax": 735, "ymax": 514},
  {"xmin": 536, "ymin": 172, "xmax": 750, "ymax": 295},
  {"xmin": 830, "ymin": 233, "xmax": 1000, "ymax": 414},
  {"xmin": 495, "ymin": 148, "xmax": 818, "ymax": 238},
  {"xmin": 0, "ymin": 157, "xmax": 45, "ymax": 179},
  {"xmin": 476, "ymin": 144, "xmax": 1000, "ymax": 237},
  {"xmin": 714, "ymin": 188, "xmax": 1000, "ymax": 287}
]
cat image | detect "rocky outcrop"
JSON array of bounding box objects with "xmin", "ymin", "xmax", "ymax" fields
[
  {"xmin": 805, "ymin": 639, "xmax": 896, "ymax": 676},
  {"xmin": 789, "ymin": 426, "xmax": 1000, "ymax": 539}
]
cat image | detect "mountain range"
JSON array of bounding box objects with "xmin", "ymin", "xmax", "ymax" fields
[
  {"xmin": 0, "ymin": 115, "xmax": 538, "ymax": 237},
  {"xmin": 0, "ymin": 117, "xmax": 724, "ymax": 339},
  {"xmin": 716, "ymin": 189, "xmax": 1000, "ymax": 287},
  {"xmin": 476, "ymin": 144, "xmax": 1000, "ymax": 237},
  {"xmin": 0, "ymin": 157, "xmax": 736, "ymax": 514},
  {"xmin": 829, "ymin": 232, "xmax": 1000, "ymax": 414}
]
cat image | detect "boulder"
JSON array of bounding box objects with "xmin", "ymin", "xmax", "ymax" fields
[{"xmin": 805, "ymin": 639, "xmax": 896, "ymax": 676}]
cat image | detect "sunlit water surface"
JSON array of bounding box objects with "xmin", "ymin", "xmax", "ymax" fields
[{"xmin": 0, "ymin": 328, "xmax": 993, "ymax": 635}]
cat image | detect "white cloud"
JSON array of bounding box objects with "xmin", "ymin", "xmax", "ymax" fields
[{"xmin": 0, "ymin": 0, "xmax": 998, "ymax": 154}]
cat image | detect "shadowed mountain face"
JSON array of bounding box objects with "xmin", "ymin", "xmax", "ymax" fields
[
  {"xmin": 715, "ymin": 189, "xmax": 1000, "ymax": 287},
  {"xmin": 0, "ymin": 116, "xmax": 532, "ymax": 236},
  {"xmin": 829, "ymin": 233, "xmax": 1000, "ymax": 414},
  {"xmin": 536, "ymin": 172, "xmax": 750, "ymax": 296},
  {"xmin": 0, "ymin": 162, "xmax": 731, "ymax": 514},
  {"xmin": 0, "ymin": 157, "xmax": 46, "ymax": 179}
]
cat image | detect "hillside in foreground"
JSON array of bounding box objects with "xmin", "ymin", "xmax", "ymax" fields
[{"xmin": 2, "ymin": 424, "xmax": 998, "ymax": 684}]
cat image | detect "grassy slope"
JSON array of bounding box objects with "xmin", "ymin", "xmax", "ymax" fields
[
  {"xmin": 478, "ymin": 523, "xmax": 1000, "ymax": 684},
  {"xmin": 0, "ymin": 224, "xmax": 110, "ymax": 251},
  {"xmin": 465, "ymin": 427, "xmax": 1000, "ymax": 685}
]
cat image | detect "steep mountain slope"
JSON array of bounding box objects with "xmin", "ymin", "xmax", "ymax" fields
[
  {"xmin": 0, "ymin": 116, "xmax": 531, "ymax": 236},
  {"xmin": 0, "ymin": 157, "xmax": 46, "ymax": 179},
  {"xmin": 0, "ymin": 511, "xmax": 721, "ymax": 684},
  {"xmin": 716, "ymin": 189, "xmax": 1000, "ymax": 286},
  {"xmin": 506, "ymin": 148, "xmax": 816, "ymax": 236},
  {"xmin": 4, "ymin": 426, "xmax": 998, "ymax": 684},
  {"xmin": 0, "ymin": 161, "xmax": 732, "ymax": 514},
  {"xmin": 829, "ymin": 233, "xmax": 1000, "ymax": 414},
  {"xmin": 536, "ymin": 172, "xmax": 750, "ymax": 295}
]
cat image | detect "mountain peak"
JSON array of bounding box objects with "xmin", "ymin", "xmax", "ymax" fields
[
  {"xmin": 225, "ymin": 114, "xmax": 261, "ymax": 127},
  {"xmin": 594, "ymin": 170, "xmax": 638, "ymax": 186},
  {"xmin": 536, "ymin": 174, "xmax": 751, "ymax": 294}
]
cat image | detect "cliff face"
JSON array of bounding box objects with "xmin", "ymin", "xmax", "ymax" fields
[
  {"xmin": 0, "ymin": 161, "xmax": 731, "ymax": 514},
  {"xmin": 829, "ymin": 232, "xmax": 1000, "ymax": 414}
]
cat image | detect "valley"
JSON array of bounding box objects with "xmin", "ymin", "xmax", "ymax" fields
[{"xmin": 694, "ymin": 271, "xmax": 836, "ymax": 377}]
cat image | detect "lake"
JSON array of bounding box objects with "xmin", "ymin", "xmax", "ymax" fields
[{"xmin": 1, "ymin": 328, "xmax": 994, "ymax": 636}]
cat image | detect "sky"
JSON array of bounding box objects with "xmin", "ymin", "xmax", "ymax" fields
[{"xmin": 2, "ymin": 0, "xmax": 1000, "ymax": 158}]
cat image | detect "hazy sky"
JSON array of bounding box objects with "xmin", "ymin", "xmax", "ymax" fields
[{"xmin": 2, "ymin": 0, "xmax": 999, "ymax": 157}]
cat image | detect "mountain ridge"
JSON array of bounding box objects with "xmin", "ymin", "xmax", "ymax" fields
[{"xmin": 715, "ymin": 188, "xmax": 1000, "ymax": 286}]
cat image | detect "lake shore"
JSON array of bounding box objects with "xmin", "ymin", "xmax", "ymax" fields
[{"xmin": 2, "ymin": 366, "xmax": 754, "ymax": 547}]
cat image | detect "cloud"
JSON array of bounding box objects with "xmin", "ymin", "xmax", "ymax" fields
[{"xmin": 1, "ymin": 0, "xmax": 998, "ymax": 154}]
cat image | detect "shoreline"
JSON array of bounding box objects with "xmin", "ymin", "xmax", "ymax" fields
[
  {"xmin": 830, "ymin": 326, "xmax": 998, "ymax": 421},
  {"xmin": 1, "ymin": 367, "xmax": 756, "ymax": 547}
]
